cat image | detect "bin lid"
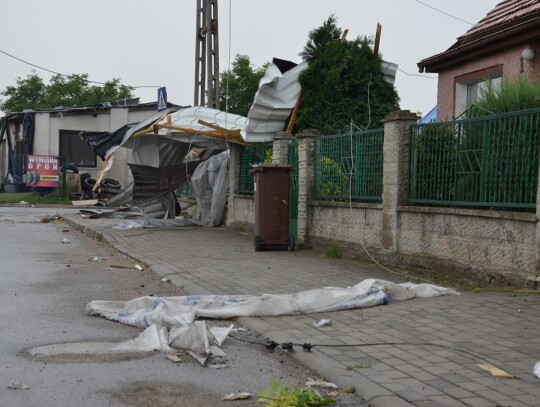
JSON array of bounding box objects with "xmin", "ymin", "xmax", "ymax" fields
[{"xmin": 251, "ymin": 164, "xmax": 292, "ymax": 173}]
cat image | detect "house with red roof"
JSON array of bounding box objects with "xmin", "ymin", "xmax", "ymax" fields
[{"xmin": 418, "ymin": 0, "xmax": 540, "ymax": 120}]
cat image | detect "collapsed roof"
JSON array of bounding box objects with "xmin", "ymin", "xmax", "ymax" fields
[{"xmin": 80, "ymin": 57, "xmax": 398, "ymax": 217}]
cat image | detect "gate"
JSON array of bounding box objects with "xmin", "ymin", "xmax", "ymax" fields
[{"xmin": 288, "ymin": 139, "xmax": 298, "ymax": 243}]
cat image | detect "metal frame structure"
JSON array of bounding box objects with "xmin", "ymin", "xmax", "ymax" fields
[{"xmin": 194, "ymin": 0, "xmax": 220, "ymax": 110}]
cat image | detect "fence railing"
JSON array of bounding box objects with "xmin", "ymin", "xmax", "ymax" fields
[
  {"xmin": 313, "ymin": 129, "xmax": 384, "ymax": 202},
  {"xmin": 408, "ymin": 108, "xmax": 540, "ymax": 209},
  {"xmin": 176, "ymin": 182, "xmax": 194, "ymax": 197},
  {"xmin": 238, "ymin": 143, "xmax": 273, "ymax": 194}
]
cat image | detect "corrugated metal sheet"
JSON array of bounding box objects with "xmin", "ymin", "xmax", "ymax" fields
[
  {"xmin": 380, "ymin": 60, "xmax": 398, "ymax": 85},
  {"xmin": 137, "ymin": 192, "xmax": 177, "ymax": 220},
  {"xmin": 156, "ymin": 59, "xmax": 397, "ymax": 144},
  {"xmin": 156, "ymin": 106, "xmax": 247, "ymax": 143},
  {"xmin": 244, "ymin": 61, "xmax": 308, "ymax": 142},
  {"xmin": 129, "ymin": 162, "xmax": 200, "ymax": 204},
  {"xmin": 156, "ymin": 59, "xmax": 307, "ymax": 144},
  {"xmin": 460, "ymin": 0, "xmax": 540, "ymax": 39},
  {"xmin": 131, "ymin": 134, "xmax": 192, "ymax": 168}
]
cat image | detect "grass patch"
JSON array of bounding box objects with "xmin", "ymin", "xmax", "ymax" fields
[
  {"xmin": 347, "ymin": 362, "xmax": 371, "ymax": 369},
  {"xmin": 257, "ymin": 377, "xmax": 335, "ymax": 406},
  {"xmin": 0, "ymin": 192, "xmax": 70, "ymax": 205},
  {"xmin": 325, "ymin": 244, "xmax": 341, "ymax": 259}
]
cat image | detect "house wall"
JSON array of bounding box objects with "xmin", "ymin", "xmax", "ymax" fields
[
  {"xmin": 29, "ymin": 107, "xmax": 160, "ymax": 188},
  {"xmin": 225, "ymin": 112, "xmax": 540, "ymax": 288},
  {"xmin": 436, "ymin": 43, "xmax": 540, "ymax": 120}
]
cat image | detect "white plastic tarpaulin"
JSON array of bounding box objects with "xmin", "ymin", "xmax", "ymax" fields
[
  {"xmin": 87, "ymin": 279, "xmax": 457, "ymax": 328},
  {"xmin": 191, "ymin": 150, "xmax": 230, "ymax": 227},
  {"xmin": 86, "ymin": 279, "xmax": 456, "ymax": 364}
]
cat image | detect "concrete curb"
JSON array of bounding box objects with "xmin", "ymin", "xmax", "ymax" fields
[{"xmin": 64, "ymin": 215, "xmax": 414, "ymax": 407}]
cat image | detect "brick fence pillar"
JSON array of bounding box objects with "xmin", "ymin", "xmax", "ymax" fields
[
  {"xmin": 381, "ymin": 110, "xmax": 419, "ymax": 252},
  {"xmin": 297, "ymin": 129, "xmax": 319, "ymax": 244},
  {"xmin": 272, "ymin": 131, "xmax": 292, "ymax": 165}
]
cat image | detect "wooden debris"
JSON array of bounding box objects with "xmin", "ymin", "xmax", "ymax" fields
[{"xmin": 477, "ymin": 363, "xmax": 514, "ymax": 378}]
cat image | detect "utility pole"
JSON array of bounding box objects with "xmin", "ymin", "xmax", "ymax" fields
[{"xmin": 194, "ymin": 0, "xmax": 220, "ymax": 110}]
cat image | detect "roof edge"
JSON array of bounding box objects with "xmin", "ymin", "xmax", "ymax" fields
[{"xmin": 418, "ymin": 16, "xmax": 540, "ymax": 73}]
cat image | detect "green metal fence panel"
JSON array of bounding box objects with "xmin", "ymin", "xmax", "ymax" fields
[
  {"xmin": 314, "ymin": 129, "xmax": 384, "ymax": 202},
  {"xmin": 238, "ymin": 143, "xmax": 273, "ymax": 194},
  {"xmin": 176, "ymin": 182, "xmax": 193, "ymax": 197},
  {"xmin": 288, "ymin": 139, "xmax": 299, "ymax": 241},
  {"xmin": 409, "ymin": 108, "xmax": 540, "ymax": 209}
]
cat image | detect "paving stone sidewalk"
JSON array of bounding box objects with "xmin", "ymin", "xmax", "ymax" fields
[{"xmin": 65, "ymin": 215, "xmax": 540, "ymax": 407}]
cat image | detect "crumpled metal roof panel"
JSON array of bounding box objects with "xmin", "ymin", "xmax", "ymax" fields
[
  {"xmin": 244, "ymin": 61, "xmax": 308, "ymax": 142},
  {"xmin": 158, "ymin": 106, "xmax": 247, "ymax": 137}
]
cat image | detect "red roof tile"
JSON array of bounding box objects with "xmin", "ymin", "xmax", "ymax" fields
[{"xmin": 460, "ymin": 0, "xmax": 540, "ymax": 39}]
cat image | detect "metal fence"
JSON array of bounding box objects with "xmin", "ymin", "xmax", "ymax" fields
[
  {"xmin": 409, "ymin": 108, "xmax": 540, "ymax": 209},
  {"xmin": 176, "ymin": 182, "xmax": 194, "ymax": 197},
  {"xmin": 288, "ymin": 139, "xmax": 299, "ymax": 240},
  {"xmin": 313, "ymin": 129, "xmax": 384, "ymax": 202},
  {"xmin": 238, "ymin": 143, "xmax": 273, "ymax": 194}
]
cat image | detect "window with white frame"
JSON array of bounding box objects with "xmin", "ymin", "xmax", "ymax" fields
[{"xmin": 454, "ymin": 67, "xmax": 503, "ymax": 117}]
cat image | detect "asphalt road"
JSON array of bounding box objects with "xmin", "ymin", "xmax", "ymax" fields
[{"xmin": 0, "ymin": 206, "xmax": 363, "ymax": 407}]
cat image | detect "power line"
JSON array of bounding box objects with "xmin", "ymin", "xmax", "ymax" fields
[
  {"xmin": 414, "ymin": 0, "xmax": 474, "ymax": 26},
  {"xmin": 398, "ymin": 67, "xmax": 437, "ymax": 79},
  {"xmin": 0, "ymin": 48, "xmax": 161, "ymax": 89}
]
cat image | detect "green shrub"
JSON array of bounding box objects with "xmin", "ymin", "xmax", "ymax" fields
[
  {"xmin": 467, "ymin": 76, "xmax": 540, "ymax": 117},
  {"xmin": 257, "ymin": 377, "xmax": 335, "ymax": 407},
  {"xmin": 325, "ymin": 244, "xmax": 341, "ymax": 258}
]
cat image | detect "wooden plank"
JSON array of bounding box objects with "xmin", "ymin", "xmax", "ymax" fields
[
  {"xmin": 71, "ymin": 199, "xmax": 99, "ymax": 206},
  {"xmin": 340, "ymin": 29, "xmax": 349, "ymax": 43},
  {"xmin": 374, "ymin": 23, "xmax": 382, "ymax": 55},
  {"xmin": 477, "ymin": 363, "xmax": 514, "ymax": 379},
  {"xmin": 286, "ymin": 91, "xmax": 303, "ymax": 133}
]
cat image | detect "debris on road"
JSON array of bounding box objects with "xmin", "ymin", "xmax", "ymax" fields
[
  {"xmin": 41, "ymin": 215, "xmax": 63, "ymax": 223},
  {"xmin": 61, "ymin": 239, "xmax": 71, "ymax": 244},
  {"xmin": 166, "ymin": 354, "xmax": 184, "ymax": 363},
  {"xmin": 306, "ymin": 379, "xmax": 339, "ymax": 389},
  {"xmin": 222, "ymin": 393, "xmax": 252, "ymax": 401},
  {"xmin": 134, "ymin": 264, "xmax": 143, "ymax": 271},
  {"xmin": 109, "ymin": 264, "xmax": 133, "ymax": 269},
  {"xmin": 86, "ymin": 279, "xmax": 457, "ymax": 366},
  {"xmin": 113, "ymin": 220, "xmax": 143, "ymax": 230},
  {"xmin": 477, "ymin": 363, "xmax": 514, "ymax": 379},
  {"xmin": 89, "ymin": 256, "xmax": 104, "ymax": 262},
  {"xmin": 87, "ymin": 279, "xmax": 458, "ymax": 327},
  {"xmin": 161, "ymin": 278, "xmax": 170, "ymax": 282},
  {"xmin": 313, "ymin": 319, "xmax": 332, "ymax": 328},
  {"xmin": 534, "ymin": 361, "xmax": 540, "ymax": 379},
  {"xmin": 7, "ymin": 382, "xmax": 29, "ymax": 390}
]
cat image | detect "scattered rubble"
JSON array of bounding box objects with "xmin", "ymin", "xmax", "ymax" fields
[{"xmin": 7, "ymin": 382, "xmax": 29, "ymax": 390}]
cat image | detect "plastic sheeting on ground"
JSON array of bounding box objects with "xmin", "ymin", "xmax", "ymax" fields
[
  {"xmin": 87, "ymin": 279, "xmax": 457, "ymax": 327},
  {"xmin": 86, "ymin": 279, "xmax": 457, "ymax": 365}
]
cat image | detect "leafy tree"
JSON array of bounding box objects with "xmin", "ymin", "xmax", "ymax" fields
[
  {"xmin": 0, "ymin": 71, "xmax": 133, "ymax": 113},
  {"xmin": 219, "ymin": 55, "xmax": 268, "ymax": 117},
  {"xmin": 295, "ymin": 16, "xmax": 400, "ymax": 134}
]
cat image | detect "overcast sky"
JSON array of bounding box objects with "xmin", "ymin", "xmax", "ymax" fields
[{"xmin": 1, "ymin": 0, "xmax": 500, "ymax": 117}]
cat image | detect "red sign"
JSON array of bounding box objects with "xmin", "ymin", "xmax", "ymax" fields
[{"xmin": 26, "ymin": 155, "xmax": 60, "ymax": 188}]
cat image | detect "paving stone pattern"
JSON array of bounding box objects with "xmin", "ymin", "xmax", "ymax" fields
[{"xmin": 67, "ymin": 216, "xmax": 540, "ymax": 407}]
